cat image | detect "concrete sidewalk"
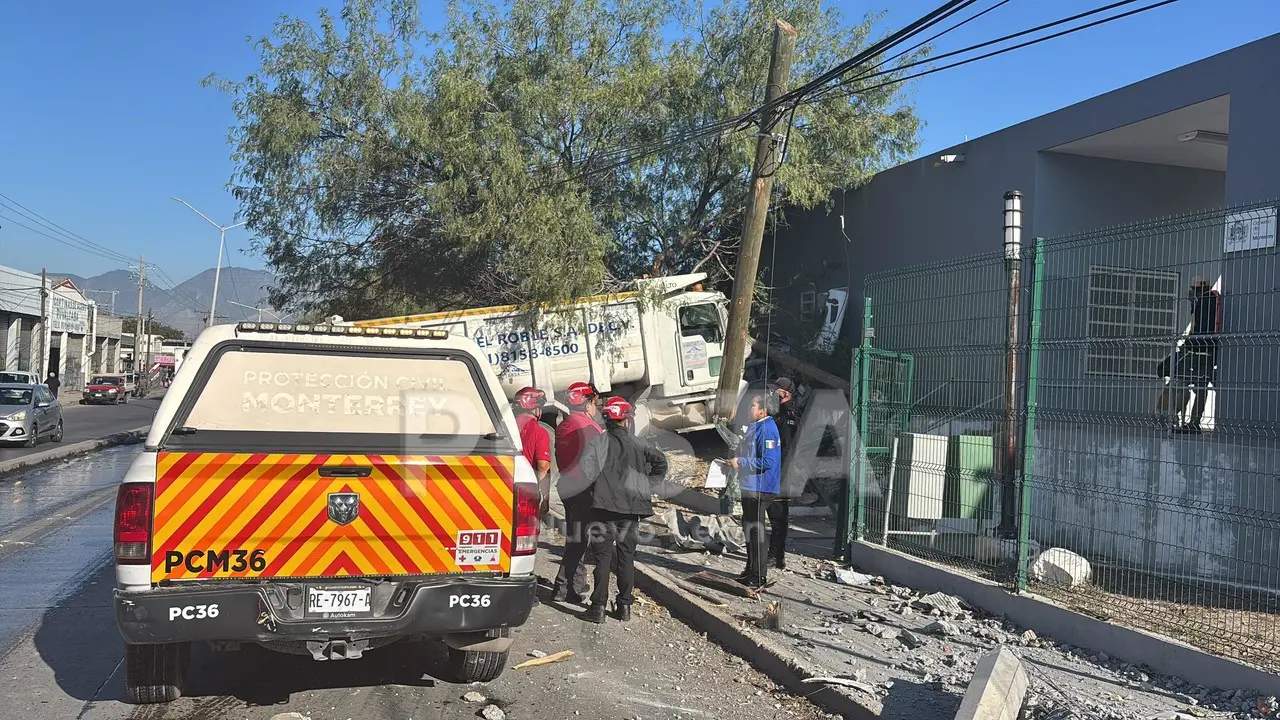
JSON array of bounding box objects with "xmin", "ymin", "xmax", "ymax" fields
[{"xmin": 543, "ymin": 489, "xmax": 1265, "ymax": 720}]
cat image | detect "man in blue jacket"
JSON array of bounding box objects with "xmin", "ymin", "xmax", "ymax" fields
[{"xmin": 728, "ymin": 391, "xmax": 782, "ymax": 588}]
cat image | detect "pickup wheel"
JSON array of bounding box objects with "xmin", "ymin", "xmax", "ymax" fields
[
  {"xmin": 448, "ymin": 646, "xmax": 509, "ymax": 684},
  {"xmin": 123, "ymin": 642, "xmax": 190, "ymax": 704}
]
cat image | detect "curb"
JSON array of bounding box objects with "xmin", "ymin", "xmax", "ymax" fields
[
  {"xmin": 544, "ymin": 505, "xmax": 877, "ymax": 718},
  {"xmin": 631, "ymin": 556, "xmax": 879, "ymax": 719},
  {"xmin": 0, "ymin": 425, "xmax": 149, "ymax": 478}
]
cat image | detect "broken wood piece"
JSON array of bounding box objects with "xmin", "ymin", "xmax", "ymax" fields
[
  {"xmin": 512, "ymin": 650, "xmax": 574, "ymax": 670},
  {"xmin": 802, "ymin": 676, "xmax": 879, "ymax": 695},
  {"xmin": 685, "ymin": 570, "xmax": 757, "ymax": 598},
  {"xmin": 673, "ymin": 579, "xmax": 731, "ymax": 607}
]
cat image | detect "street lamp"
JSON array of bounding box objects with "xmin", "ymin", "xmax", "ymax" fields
[
  {"xmin": 227, "ymin": 300, "xmax": 289, "ymax": 323},
  {"xmin": 172, "ymin": 197, "xmax": 246, "ymax": 329}
]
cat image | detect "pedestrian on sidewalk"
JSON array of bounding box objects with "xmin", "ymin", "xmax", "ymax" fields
[
  {"xmin": 728, "ymin": 391, "xmax": 781, "ymax": 589},
  {"xmin": 551, "ymin": 381, "xmax": 603, "ymax": 603},
  {"xmin": 768, "ymin": 377, "xmax": 800, "ymax": 571},
  {"xmin": 567, "ymin": 396, "xmax": 667, "ymax": 623},
  {"xmin": 514, "ymin": 387, "xmax": 553, "ymax": 516},
  {"xmin": 45, "ymin": 371, "xmax": 60, "ymax": 397}
]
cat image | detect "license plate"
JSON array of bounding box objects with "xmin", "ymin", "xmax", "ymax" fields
[{"xmin": 306, "ymin": 586, "xmax": 372, "ymax": 615}]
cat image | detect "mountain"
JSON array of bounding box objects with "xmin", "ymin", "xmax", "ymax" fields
[{"xmin": 54, "ymin": 267, "xmax": 278, "ymax": 339}]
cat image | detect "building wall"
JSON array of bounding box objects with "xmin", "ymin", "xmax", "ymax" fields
[
  {"xmin": 798, "ymin": 34, "xmax": 1280, "ymax": 587},
  {"xmin": 1033, "ymin": 154, "xmax": 1226, "ymax": 237},
  {"xmin": 765, "ymin": 33, "xmax": 1280, "ymax": 348}
]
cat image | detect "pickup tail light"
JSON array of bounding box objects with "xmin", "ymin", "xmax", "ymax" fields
[
  {"xmin": 114, "ymin": 483, "xmax": 153, "ymax": 564},
  {"xmin": 513, "ymin": 483, "xmax": 540, "ymax": 556}
]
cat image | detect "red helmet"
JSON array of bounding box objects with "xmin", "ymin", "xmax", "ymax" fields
[
  {"xmin": 565, "ymin": 381, "xmax": 598, "ymax": 407},
  {"xmin": 515, "ymin": 386, "xmax": 546, "ymax": 411},
  {"xmin": 601, "ymin": 396, "xmax": 634, "ymax": 421}
]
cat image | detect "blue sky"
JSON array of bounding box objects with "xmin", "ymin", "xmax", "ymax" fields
[{"xmin": 1, "ymin": 0, "xmax": 1276, "ymax": 289}]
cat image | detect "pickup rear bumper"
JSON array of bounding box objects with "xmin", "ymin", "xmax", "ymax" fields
[{"xmin": 114, "ymin": 575, "xmax": 536, "ymax": 646}]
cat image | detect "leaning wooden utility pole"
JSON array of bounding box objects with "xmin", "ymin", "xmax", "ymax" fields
[{"xmin": 715, "ymin": 18, "xmax": 799, "ymax": 421}]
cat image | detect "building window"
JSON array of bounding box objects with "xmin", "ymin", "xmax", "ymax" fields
[
  {"xmin": 1086, "ymin": 266, "xmax": 1180, "ymax": 377},
  {"xmin": 800, "ymin": 289, "xmax": 817, "ymax": 320}
]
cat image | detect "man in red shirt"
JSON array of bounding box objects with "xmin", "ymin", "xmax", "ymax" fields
[
  {"xmin": 551, "ymin": 381, "xmax": 603, "ymax": 603},
  {"xmin": 514, "ymin": 387, "xmax": 553, "ymax": 515}
]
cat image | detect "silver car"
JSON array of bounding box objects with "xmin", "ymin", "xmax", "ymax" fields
[{"xmin": 0, "ymin": 383, "xmax": 64, "ymax": 448}]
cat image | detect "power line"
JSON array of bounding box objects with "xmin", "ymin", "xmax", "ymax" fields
[
  {"xmin": 803, "ymin": 0, "xmax": 1181, "ymax": 108},
  {"xmin": 0, "ymin": 190, "xmax": 220, "ymax": 315},
  {"xmin": 0, "ymin": 194, "xmax": 137, "ymax": 264},
  {"xmin": 530, "ymin": 0, "xmax": 982, "ymax": 184},
  {"xmin": 807, "ymin": 0, "xmax": 1166, "ymax": 105}
]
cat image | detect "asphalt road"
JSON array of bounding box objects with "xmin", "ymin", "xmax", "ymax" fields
[
  {"xmin": 0, "ymin": 392, "xmax": 164, "ymax": 462},
  {"xmin": 0, "ymin": 450, "xmax": 828, "ymax": 720}
]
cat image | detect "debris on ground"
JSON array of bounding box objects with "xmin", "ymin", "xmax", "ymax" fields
[
  {"xmin": 831, "ymin": 567, "xmax": 878, "ymax": 586},
  {"xmin": 527, "ymin": 650, "xmax": 548, "ymax": 658},
  {"xmin": 802, "ymin": 676, "xmax": 879, "ymax": 695},
  {"xmin": 462, "ymin": 691, "xmax": 487, "ymax": 703},
  {"xmin": 480, "ymin": 704, "xmax": 506, "ymax": 720},
  {"xmin": 512, "ymin": 649, "xmax": 574, "ymax": 670}
]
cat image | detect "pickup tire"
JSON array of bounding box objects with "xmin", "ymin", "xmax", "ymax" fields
[
  {"xmin": 448, "ymin": 646, "xmax": 509, "ymax": 684},
  {"xmin": 124, "ymin": 642, "xmax": 190, "ymax": 704}
]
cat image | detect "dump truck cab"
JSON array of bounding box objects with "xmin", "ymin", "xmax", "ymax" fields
[{"xmin": 112, "ymin": 322, "xmax": 540, "ymax": 704}]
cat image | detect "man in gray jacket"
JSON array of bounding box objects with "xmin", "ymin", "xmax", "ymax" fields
[{"xmin": 562, "ymin": 396, "xmax": 668, "ymax": 623}]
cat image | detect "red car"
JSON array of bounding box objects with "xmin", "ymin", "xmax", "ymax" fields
[{"xmin": 82, "ymin": 374, "xmax": 130, "ymax": 405}]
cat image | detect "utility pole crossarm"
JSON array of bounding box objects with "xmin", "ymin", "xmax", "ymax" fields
[{"xmin": 715, "ymin": 18, "xmax": 799, "ymax": 421}]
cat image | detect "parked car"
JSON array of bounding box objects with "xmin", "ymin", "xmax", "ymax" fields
[
  {"xmin": 0, "ymin": 370, "xmax": 39, "ymax": 385},
  {"xmin": 0, "ymin": 383, "xmax": 64, "ymax": 447},
  {"xmin": 83, "ymin": 374, "xmax": 131, "ymax": 405}
]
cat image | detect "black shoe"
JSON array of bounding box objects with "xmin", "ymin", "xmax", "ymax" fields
[
  {"xmin": 774, "ymin": 555, "xmax": 786, "ymax": 570},
  {"xmin": 614, "ymin": 604, "xmax": 632, "ymax": 622},
  {"xmin": 565, "ymin": 590, "xmax": 587, "ymax": 605},
  {"xmin": 737, "ymin": 575, "xmax": 764, "ymax": 589},
  {"xmin": 549, "ymin": 586, "xmax": 566, "ymax": 602},
  {"xmin": 582, "ymin": 604, "xmax": 607, "ymax": 624}
]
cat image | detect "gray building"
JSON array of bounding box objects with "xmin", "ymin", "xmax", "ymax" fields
[
  {"xmin": 767, "ymin": 32, "xmax": 1280, "ymax": 353},
  {"xmin": 765, "ymin": 34, "xmax": 1280, "ymax": 588}
]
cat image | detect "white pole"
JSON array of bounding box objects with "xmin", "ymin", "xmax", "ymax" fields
[{"xmin": 210, "ymin": 227, "xmax": 225, "ymax": 328}]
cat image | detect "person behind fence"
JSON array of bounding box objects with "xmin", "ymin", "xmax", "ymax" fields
[
  {"xmin": 513, "ymin": 387, "xmax": 553, "ymax": 516},
  {"xmin": 1175, "ymin": 277, "xmax": 1220, "ymax": 434},
  {"xmin": 551, "ymin": 381, "xmax": 603, "ymax": 603},
  {"xmin": 565, "ymin": 396, "xmax": 667, "ymax": 623},
  {"xmin": 767, "ymin": 377, "xmax": 800, "ymax": 571},
  {"xmin": 728, "ymin": 390, "xmax": 781, "ymax": 589}
]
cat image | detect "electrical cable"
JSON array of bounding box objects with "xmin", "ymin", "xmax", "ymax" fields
[{"xmin": 805, "ymin": 0, "xmax": 1180, "ymax": 107}]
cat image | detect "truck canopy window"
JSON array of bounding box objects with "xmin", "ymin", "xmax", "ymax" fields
[{"xmin": 180, "ymin": 348, "xmax": 500, "ymax": 437}]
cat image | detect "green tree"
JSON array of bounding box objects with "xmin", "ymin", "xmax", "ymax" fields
[
  {"xmin": 207, "ymin": 0, "xmax": 922, "ymax": 318},
  {"xmin": 122, "ymin": 318, "xmax": 187, "ymax": 341}
]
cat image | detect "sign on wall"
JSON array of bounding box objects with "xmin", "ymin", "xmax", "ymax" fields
[
  {"xmin": 1223, "ymin": 206, "xmax": 1278, "ymax": 254},
  {"xmin": 50, "ymin": 293, "xmax": 90, "ymax": 334}
]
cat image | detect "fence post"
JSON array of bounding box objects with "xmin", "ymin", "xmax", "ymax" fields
[
  {"xmin": 847, "ymin": 297, "xmax": 874, "ymax": 555},
  {"xmin": 1016, "ymin": 237, "xmax": 1045, "ymax": 592},
  {"xmin": 999, "ymin": 191, "xmax": 1024, "ymax": 539}
]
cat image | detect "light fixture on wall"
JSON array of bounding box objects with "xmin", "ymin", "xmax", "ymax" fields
[
  {"xmin": 1177, "ymin": 130, "xmax": 1228, "ymax": 147},
  {"xmin": 937, "ymin": 153, "xmax": 965, "ymax": 164}
]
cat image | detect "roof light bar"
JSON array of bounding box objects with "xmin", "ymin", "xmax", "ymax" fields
[{"xmin": 236, "ymin": 322, "xmax": 449, "ymax": 339}]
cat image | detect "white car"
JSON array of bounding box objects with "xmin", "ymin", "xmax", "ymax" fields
[
  {"xmin": 111, "ymin": 322, "xmax": 539, "ymax": 703},
  {"xmin": 0, "ymin": 370, "xmax": 39, "ymax": 385}
]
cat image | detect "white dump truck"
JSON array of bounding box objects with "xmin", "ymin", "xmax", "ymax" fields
[{"xmin": 334, "ymin": 273, "xmax": 747, "ymax": 434}]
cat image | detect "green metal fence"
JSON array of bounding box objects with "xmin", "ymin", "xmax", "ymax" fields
[{"xmin": 847, "ymin": 199, "xmax": 1280, "ymax": 672}]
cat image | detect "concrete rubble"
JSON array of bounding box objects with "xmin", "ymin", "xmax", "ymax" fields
[
  {"xmin": 1029, "ymin": 547, "xmax": 1094, "ymax": 588},
  {"xmin": 633, "ymin": 512, "xmax": 1279, "ymax": 720}
]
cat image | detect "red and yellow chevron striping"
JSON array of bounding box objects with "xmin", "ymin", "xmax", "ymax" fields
[{"xmin": 150, "ymin": 452, "xmax": 516, "ymax": 583}]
